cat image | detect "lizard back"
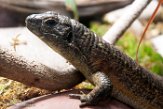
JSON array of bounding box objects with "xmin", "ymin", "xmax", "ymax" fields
[{"xmin": 70, "ymin": 20, "xmax": 163, "ymax": 109}]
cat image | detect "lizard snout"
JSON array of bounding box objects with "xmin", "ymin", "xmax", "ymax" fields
[{"xmin": 26, "ymin": 14, "xmax": 43, "ymax": 37}]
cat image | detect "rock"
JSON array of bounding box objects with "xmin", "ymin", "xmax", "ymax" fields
[{"xmin": 8, "ymin": 89, "xmax": 132, "ymax": 109}]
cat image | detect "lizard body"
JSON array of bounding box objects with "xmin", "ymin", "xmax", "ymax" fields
[{"xmin": 26, "ymin": 12, "xmax": 163, "ymax": 109}]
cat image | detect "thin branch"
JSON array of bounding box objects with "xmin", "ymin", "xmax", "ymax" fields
[{"xmin": 103, "ymin": 0, "xmax": 152, "ymax": 44}]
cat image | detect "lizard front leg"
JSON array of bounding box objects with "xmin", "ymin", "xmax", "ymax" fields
[{"xmin": 69, "ymin": 71, "xmax": 112, "ymax": 107}]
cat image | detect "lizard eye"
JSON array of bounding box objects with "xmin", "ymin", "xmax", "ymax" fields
[{"xmin": 45, "ymin": 19, "xmax": 57, "ymax": 27}]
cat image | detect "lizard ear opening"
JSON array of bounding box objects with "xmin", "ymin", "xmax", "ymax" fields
[{"xmin": 66, "ymin": 31, "xmax": 73, "ymax": 43}]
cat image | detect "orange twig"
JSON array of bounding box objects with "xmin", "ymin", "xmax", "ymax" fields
[{"xmin": 136, "ymin": 0, "xmax": 163, "ymax": 63}]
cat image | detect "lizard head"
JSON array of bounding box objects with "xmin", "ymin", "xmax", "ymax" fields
[
  {"xmin": 26, "ymin": 11, "xmax": 72, "ymax": 40},
  {"xmin": 26, "ymin": 11, "xmax": 87, "ymax": 65},
  {"xmin": 26, "ymin": 11, "xmax": 74, "ymax": 49}
]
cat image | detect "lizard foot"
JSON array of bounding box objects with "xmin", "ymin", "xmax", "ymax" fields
[{"xmin": 69, "ymin": 93, "xmax": 95, "ymax": 107}]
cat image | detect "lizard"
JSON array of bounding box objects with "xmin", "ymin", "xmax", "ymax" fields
[{"xmin": 25, "ymin": 11, "xmax": 163, "ymax": 109}]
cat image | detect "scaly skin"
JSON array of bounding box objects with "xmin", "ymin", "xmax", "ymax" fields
[{"xmin": 26, "ymin": 11, "xmax": 163, "ymax": 109}]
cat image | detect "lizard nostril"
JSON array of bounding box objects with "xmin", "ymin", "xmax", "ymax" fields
[
  {"xmin": 25, "ymin": 15, "xmax": 35, "ymax": 26},
  {"xmin": 26, "ymin": 14, "xmax": 43, "ymax": 28},
  {"xmin": 25, "ymin": 16, "xmax": 30, "ymax": 25}
]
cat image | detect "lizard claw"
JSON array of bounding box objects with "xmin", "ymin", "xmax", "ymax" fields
[
  {"xmin": 69, "ymin": 94, "xmax": 82, "ymax": 99},
  {"xmin": 69, "ymin": 90, "xmax": 86, "ymax": 99},
  {"xmin": 80, "ymin": 101, "xmax": 92, "ymax": 107}
]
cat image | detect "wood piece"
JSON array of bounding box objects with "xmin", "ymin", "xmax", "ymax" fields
[
  {"xmin": 0, "ymin": 0, "xmax": 133, "ymax": 17},
  {"xmin": 0, "ymin": 27, "xmax": 84, "ymax": 90}
]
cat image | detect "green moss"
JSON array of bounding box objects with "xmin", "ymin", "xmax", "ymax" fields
[{"xmin": 116, "ymin": 33, "xmax": 163, "ymax": 76}]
